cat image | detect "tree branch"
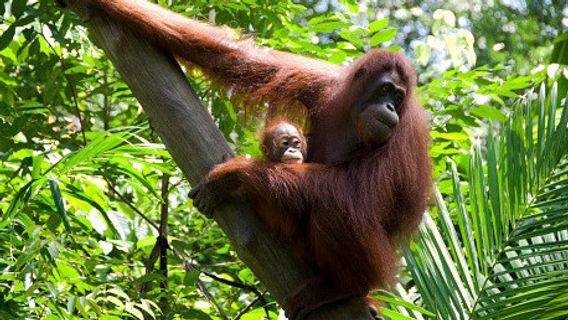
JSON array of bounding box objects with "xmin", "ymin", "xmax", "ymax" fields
[{"xmin": 63, "ymin": 4, "xmax": 372, "ymax": 319}]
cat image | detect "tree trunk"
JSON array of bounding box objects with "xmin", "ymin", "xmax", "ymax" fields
[{"xmin": 64, "ymin": 4, "xmax": 372, "ymax": 320}]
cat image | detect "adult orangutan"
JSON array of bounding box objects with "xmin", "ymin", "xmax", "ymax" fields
[{"xmin": 63, "ymin": 0, "xmax": 432, "ymax": 318}]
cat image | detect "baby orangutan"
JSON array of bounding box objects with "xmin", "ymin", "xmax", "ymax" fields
[
  {"xmin": 260, "ymin": 119, "xmax": 306, "ymax": 164},
  {"xmin": 190, "ymin": 119, "xmax": 307, "ymax": 218}
]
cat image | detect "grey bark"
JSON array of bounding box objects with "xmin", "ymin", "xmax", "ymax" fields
[{"xmin": 65, "ymin": 4, "xmax": 372, "ymax": 320}]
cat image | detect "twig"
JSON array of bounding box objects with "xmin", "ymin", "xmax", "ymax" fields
[
  {"xmin": 103, "ymin": 69, "xmax": 110, "ymax": 130},
  {"xmin": 196, "ymin": 279, "xmax": 230, "ymax": 320},
  {"xmin": 141, "ymin": 241, "xmax": 160, "ymax": 294},
  {"xmin": 202, "ymin": 271, "xmax": 270, "ymax": 319},
  {"xmin": 103, "ymin": 173, "xmax": 228, "ymax": 318},
  {"xmin": 103, "ymin": 176, "xmax": 160, "ymax": 230},
  {"xmin": 234, "ymin": 293, "xmax": 266, "ymax": 320},
  {"xmin": 170, "ymin": 246, "xmax": 230, "ymax": 320},
  {"xmin": 39, "ymin": 27, "xmax": 87, "ymax": 145},
  {"xmin": 159, "ymin": 175, "xmax": 170, "ymax": 312},
  {"xmin": 202, "ymin": 270, "xmax": 264, "ymax": 296}
]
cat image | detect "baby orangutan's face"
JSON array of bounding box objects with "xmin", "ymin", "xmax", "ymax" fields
[{"xmin": 263, "ymin": 122, "xmax": 306, "ymax": 164}]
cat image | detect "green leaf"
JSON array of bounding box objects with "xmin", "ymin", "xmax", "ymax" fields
[
  {"xmin": 64, "ymin": 65, "xmax": 89, "ymax": 75},
  {"xmin": 376, "ymin": 293, "xmax": 435, "ymax": 316},
  {"xmin": 105, "ymin": 296, "xmax": 124, "ymax": 309},
  {"xmin": 408, "ymin": 81, "xmax": 568, "ymax": 319},
  {"xmin": 370, "ymin": 29, "xmax": 397, "ymax": 47},
  {"xmin": 183, "ymin": 270, "xmax": 200, "ymax": 286},
  {"xmin": 48, "ymin": 179, "xmax": 72, "ymax": 232},
  {"xmin": 136, "ymin": 236, "xmax": 157, "ymax": 249},
  {"xmin": 432, "ymin": 131, "xmax": 470, "ymax": 141},
  {"xmin": 369, "ymin": 18, "xmax": 388, "ymax": 32},
  {"xmin": 310, "ymin": 21, "xmax": 351, "ymax": 33},
  {"xmin": 550, "ymin": 32, "xmax": 568, "ymax": 65},
  {"xmin": 32, "ymin": 155, "xmax": 43, "ymax": 179},
  {"xmin": 55, "ymin": 131, "xmax": 129, "ymax": 172},
  {"xmin": 379, "ymin": 308, "xmax": 417, "ymax": 320},
  {"xmin": 415, "ymin": 43, "xmax": 430, "ymax": 66},
  {"xmin": 0, "ymin": 25, "xmax": 15, "ymax": 51},
  {"xmin": 58, "ymin": 262, "xmax": 80, "ymax": 279},
  {"xmin": 469, "ymin": 105, "xmax": 508, "ymax": 121},
  {"xmin": 338, "ymin": 30, "xmax": 364, "ymax": 48},
  {"xmin": 99, "ymin": 241, "xmax": 113, "ymax": 255},
  {"xmin": 238, "ymin": 268, "xmax": 255, "ymax": 285},
  {"xmin": 12, "ymin": 0, "xmax": 27, "ymax": 18},
  {"xmin": 135, "ymin": 301, "xmax": 156, "ymax": 319}
]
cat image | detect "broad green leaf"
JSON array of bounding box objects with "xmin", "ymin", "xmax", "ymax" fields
[
  {"xmin": 469, "ymin": 105, "xmax": 508, "ymax": 121},
  {"xmin": 369, "ymin": 18, "xmax": 388, "ymax": 32},
  {"xmin": 0, "ymin": 25, "xmax": 15, "ymax": 51},
  {"xmin": 370, "ymin": 29, "xmax": 397, "ymax": 47},
  {"xmin": 432, "ymin": 131, "xmax": 470, "ymax": 141},
  {"xmin": 183, "ymin": 270, "xmax": 200, "ymax": 286},
  {"xmin": 12, "ymin": 0, "xmax": 27, "ymax": 18},
  {"xmin": 550, "ymin": 32, "xmax": 568, "ymax": 65},
  {"xmin": 310, "ymin": 21, "xmax": 351, "ymax": 33},
  {"xmin": 338, "ymin": 30, "xmax": 364, "ymax": 48}
]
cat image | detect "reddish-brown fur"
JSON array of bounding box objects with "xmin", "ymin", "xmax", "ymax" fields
[
  {"xmin": 260, "ymin": 119, "xmax": 307, "ymax": 162},
  {"xmin": 83, "ymin": 0, "xmax": 432, "ymax": 316}
]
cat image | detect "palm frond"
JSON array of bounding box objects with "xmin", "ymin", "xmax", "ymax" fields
[{"xmin": 405, "ymin": 83, "xmax": 568, "ymax": 319}]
